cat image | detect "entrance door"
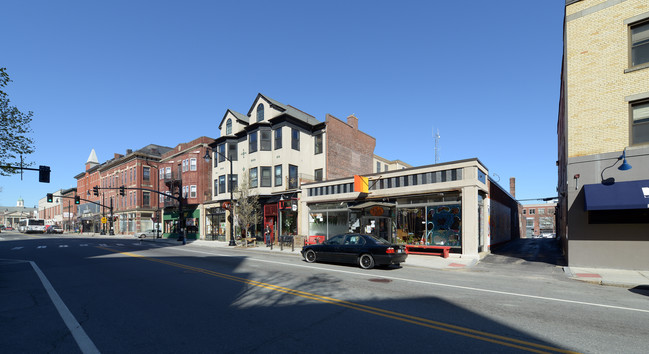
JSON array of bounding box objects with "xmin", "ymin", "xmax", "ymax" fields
[{"xmin": 361, "ymin": 216, "xmax": 392, "ymax": 242}]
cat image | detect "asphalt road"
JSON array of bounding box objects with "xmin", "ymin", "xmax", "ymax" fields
[{"xmin": 1, "ymin": 232, "xmax": 648, "ymax": 353}]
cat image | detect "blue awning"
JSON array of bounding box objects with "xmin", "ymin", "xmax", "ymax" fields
[{"xmin": 583, "ymin": 180, "xmax": 649, "ymax": 211}]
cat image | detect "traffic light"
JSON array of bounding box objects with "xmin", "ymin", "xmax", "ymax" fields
[
  {"xmin": 93, "ymin": 186, "xmax": 99, "ymax": 196},
  {"xmin": 39, "ymin": 165, "xmax": 51, "ymax": 183},
  {"xmin": 75, "ymin": 196, "xmax": 80, "ymax": 204},
  {"xmin": 119, "ymin": 186, "xmax": 125, "ymax": 196},
  {"xmin": 46, "ymin": 193, "xmax": 53, "ymax": 203}
]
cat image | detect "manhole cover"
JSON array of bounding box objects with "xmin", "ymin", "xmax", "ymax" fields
[{"xmin": 368, "ymin": 278, "xmax": 392, "ymax": 283}]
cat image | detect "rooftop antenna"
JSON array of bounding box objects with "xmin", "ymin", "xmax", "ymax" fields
[{"xmin": 433, "ymin": 127, "xmax": 440, "ymax": 164}]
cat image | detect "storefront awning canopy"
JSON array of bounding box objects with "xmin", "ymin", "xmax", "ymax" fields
[
  {"xmin": 349, "ymin": 201, "xmax": 395, "ymax": 210},
  {"xmin": 583, "ymin": 179, "xmax": 649, "ymax": 211}
]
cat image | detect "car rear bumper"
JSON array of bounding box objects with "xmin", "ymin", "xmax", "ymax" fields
[{"xmin": 374, "ymin": 253, "xmax": 408, "ymax": 265}]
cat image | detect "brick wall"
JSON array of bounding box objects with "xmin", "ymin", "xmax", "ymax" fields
[
  {"xmin": 565, "ymin": 0, "xmax": 649, "ymax": 157},
  {"xmin": 325, "ymin": 114, "xmax": 376, "ymax": 179}
]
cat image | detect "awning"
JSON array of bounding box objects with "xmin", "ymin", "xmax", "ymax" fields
[
  {"xmin": 349, "ymin": 201, "xmax": 395, "ymax": 210},
  {"xmin": 583, "ymin": 179, "xmax": 649, "ymax": 211}
]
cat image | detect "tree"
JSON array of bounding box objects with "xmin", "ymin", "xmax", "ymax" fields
[
  {"xmin": 234, "ymin": 172, "xmax": 260, "ymax": 247},
  {"xmin": 1, "ymin": 68, "xmax": 35, "ymax": 176}
]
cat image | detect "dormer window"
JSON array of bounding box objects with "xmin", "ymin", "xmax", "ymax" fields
[
  {"xmin": 256, "ymin": 104, "xmax": 264, "ymax": 122},
  {"xmin": 226, "ymin": 119, "xmax": 232, "ymax": 135}
]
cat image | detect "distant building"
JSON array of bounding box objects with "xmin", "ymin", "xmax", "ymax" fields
[
  {"xmin": 558, "ymin": 0, "xmax": 649, "ymax": 269},
  {"xmin": 373, "ymin": 155, "xmax": 412, "ymax": 173},
  {"xmin": 522, "ymin": 203, "xmax": 557, "ymax": 238},
  {"xmin": 1, "ymin": 198, "xmax": 37, "ymax": 229}
]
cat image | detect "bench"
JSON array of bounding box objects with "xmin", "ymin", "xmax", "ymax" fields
[
  {"xmin": 245, "ymin": 237, "xmax": 257, "ymax": 246},
  {"xmin": 405, "ymin": 245, "xmax": 451, "ymax": 258}
]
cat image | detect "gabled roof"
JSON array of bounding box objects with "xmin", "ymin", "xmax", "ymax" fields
[
  {"xmin": 218, "ymin": 109, "xmax": 249, "ymax": 131},
  {"xmin": 249, "ymin": 93, "xmax": 321, "ymax": 126}
]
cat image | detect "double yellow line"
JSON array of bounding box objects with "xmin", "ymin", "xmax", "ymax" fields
[{"xmin": 98, "ymin": 247, "xmax": 580, "ymax": 354}]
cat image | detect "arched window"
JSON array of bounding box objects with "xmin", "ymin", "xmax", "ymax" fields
[
  {"xmin": 226, "ymin": 119, "xmax": 232, "ymax": 135},
  {"xmin": 256, "ymin": 104, "xmax": 264, "ymax": 122}
]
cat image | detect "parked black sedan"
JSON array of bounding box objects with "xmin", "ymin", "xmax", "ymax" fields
[{"xmin": 301, "ymin": 233, "xmax": 407, "ymax": 269}]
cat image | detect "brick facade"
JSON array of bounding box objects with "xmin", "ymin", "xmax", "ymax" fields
[{"xmin": 325, "ymin": 114, "xmax": 376, "ymax": 179}]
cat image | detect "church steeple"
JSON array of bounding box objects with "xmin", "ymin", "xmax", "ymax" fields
[{"xmin": 86, "ymin": 149, "xmax": 99, "ymax": 171}]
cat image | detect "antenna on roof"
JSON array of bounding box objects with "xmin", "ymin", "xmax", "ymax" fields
[{"xmin": 433, "ymin": 127, "xmax": 440, "ymax": 164}]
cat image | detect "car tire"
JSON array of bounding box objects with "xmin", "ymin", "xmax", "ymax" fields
[
  {"xmin": 304, "ymin": 249, "xmax": 317, "ymax": 263},
  {"xmin": 359, "ymin": 254, "xmax": 375, "ymax": 269},
  {"xmin": 139, "ymin": 234, "xmax": 146, "ymax": 238}
]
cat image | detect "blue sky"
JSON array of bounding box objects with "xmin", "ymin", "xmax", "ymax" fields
[{"xmin": 1, "ymin": 0, "xmax": 565, "ymax": 208}]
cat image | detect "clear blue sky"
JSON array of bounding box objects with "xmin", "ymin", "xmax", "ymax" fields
[{"xmin": 1, "ymin": 0, "xmax": 565, "ymax": 208}]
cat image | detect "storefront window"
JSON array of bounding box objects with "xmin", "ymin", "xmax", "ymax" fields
[
  {"xmin": 396, "ymin": 207, "xmax": 426, "ymax": 244},
  {"xmin": 425, "ymin": 205, "xmax": 461, "ymax": 247}
]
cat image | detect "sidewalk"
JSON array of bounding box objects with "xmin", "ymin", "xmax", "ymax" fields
[
  {"xmin": 140, "ymin": 238, "xmax": 479, "ymax": 270},
  {"xmin": 564, "ymin": 266, "xmax": 649, "ymax": 288}
]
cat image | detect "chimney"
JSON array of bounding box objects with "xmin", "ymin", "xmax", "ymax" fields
[
  {"xmin": 126, "ymin": 149, "xmax": 133, "ymax": 155},
  {"xmin": 347, "ymin": 115, "xmax": 358, "ymax": 130},
  {"xmin": 509, "ymin": 177, "xmax": 516, "ymax": 198}
]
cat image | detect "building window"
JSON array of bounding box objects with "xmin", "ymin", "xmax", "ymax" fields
[
  {"xmin": 314, "ymin": 134, "xmax": 323, "ymax": 154},
  {"xmin": 291, "ymin": 128, "xmax": 300, "ymax": 150},
  {"xmin": 165, "ymin": 167, "xmax": 171, "ymax": 179},
  {"xmin": 376, "ymin": 161, "xmax": 381, "ymax": 173},
  {"xmin": 249, "ymin": 167, "xmax": 258, "ymax": 188},
  {"xmin": 226, "ymin": 119, "xmax": 232, "ymax": 135},
  {"xmin": 314, "ymin": 168, "xmax": 323, "ymax": 181},
  {"xmin": 143, "ymin": 192, "xmax": 150, "ymax": 207},
  {"xmin": 159, "ymin": 168, "xmax": 164, "ymax": 180},
  {"xmin": 523, "ymin": 209, "xmax": 527, "ymax": 215},
  {"xmin": 214, "ymin": 179, "xmax": 219, "ymax": 196},
  {"xmin": 190, "ymin": 158, "xmax": 197, "ymax": 171},
  {"xmin": 275, "ymin": 165, "xmax": 283, "ymax": 187},
  {"xmin": 289, "ymin": 165, "xmax": 298, "ymax": 189},
  {"xmin": 261, "ymin": 167, "xmax": 272, "ymax": 187},
  {"xmin": 218, "ymin": 144, "xmax": 226, "ymax": 162},
  {"xmin": 631, "ymin": 20, "xmax": 649, "ymax": 67},
  {"xmin": 539, "ymin": 208, "xmax": 545, "ymax": 215},
  {"xmin": 228, "ymin": 143, "xmax": 238, "ymax": 161},
  {"xmin": 249, "ymin": 131, "xmax": 258, "ymax": 153},
  {"xmin": 257, "ymin": 103, "xmax": 264, "ymax": 122},
  {"xmin": 229, "ymin": 174, "xmax": 238, "ymax": 192},
  {"xmin": 190, "ymin": 185, "xmax": 197, "ymax": 198},
  {"xmin": 632, "ymin": 100, "xmax": 649, "ymax": 145},
  {"xmin": 529, "ymin": 209, "xmax": 536, "ymax": 215},
  {"xmin": 143, "ymin": 167, "xmax": 150, "ymax": 182},
  {"xmin": 219, "ymin": 175, "xmax": 226, "ymax": 194},
  {"xmin": 275, "ymin": 128, "xmax": 282, "ymax": 149},
  {"xmin": 260, "ymin": 130, "xmax": 271, "ymax": 151}
]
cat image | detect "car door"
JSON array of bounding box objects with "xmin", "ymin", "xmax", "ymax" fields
[
  {"xmin": 317, "ymin": 235, "xmax": 344, "ymax": 262},
  {"xmin": 340, "ymin": 234, "xmax": 365, "ymax": 264}
]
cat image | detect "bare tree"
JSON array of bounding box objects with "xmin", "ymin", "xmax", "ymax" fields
[{"xmin": 234, "ymin": 172, "xmax": 260, "ymax": 247}]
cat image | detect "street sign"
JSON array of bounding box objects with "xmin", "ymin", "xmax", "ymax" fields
[{"xmin": 101, "ymin": 217, "xmax": 107, "ymax": 224}]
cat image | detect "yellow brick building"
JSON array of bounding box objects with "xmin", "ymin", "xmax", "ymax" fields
[{"xmin": 558, "ymin": 0, "xmax": 649, "ymax": 270}]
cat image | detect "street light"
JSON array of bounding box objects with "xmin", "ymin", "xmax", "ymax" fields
[
  {"xmin": 600, "ymin": 147, "xmax": 634, "ymax": 185},
  {"xmin": 204, "ymin": 146, "xmax": 236, "ymax": 246}
]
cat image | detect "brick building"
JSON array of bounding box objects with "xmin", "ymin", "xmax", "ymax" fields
[
  {"xmin": 522, "ymin": 203, "xmax": 556, "ymax": 238},
  {"xmin": 558, "ymin": 0, "xmax": 649, "ymax": 269},
  {"xmin": 207, "ymin": 94, "xmax": 381, "ymax": 244},
  {"xmin": 157, "ymin": 137, "xmax": 214, "ymax": 239}
]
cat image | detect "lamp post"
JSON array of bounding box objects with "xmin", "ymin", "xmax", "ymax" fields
[
  {"xmin": 145, "ymin": 161, "xmax": 161, "ymax": 239},
  {"xmin": 204, "ymin": 146, "xmax": 235, "ymax": 246}
]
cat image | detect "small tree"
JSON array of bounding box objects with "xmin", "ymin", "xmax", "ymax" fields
[
  {"xmin": 234, "ymin": 172, "xmax": 260, "ymax": 246},
  {"xmin": 1, "ymin": 68, "xmax": 35, "ymax": 176}
]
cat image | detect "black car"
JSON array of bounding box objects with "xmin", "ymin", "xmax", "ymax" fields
[{"xmin": 301, "ymin": 233, "xmax": 407, "ymax": 269}]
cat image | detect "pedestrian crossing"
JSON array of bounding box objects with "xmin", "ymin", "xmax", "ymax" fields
[{"xmin": 3, "ymin": 242, "xmax": 161, "ymax": 251}]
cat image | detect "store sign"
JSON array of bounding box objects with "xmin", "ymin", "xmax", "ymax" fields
[{"xmin": 369, "ymin": 206, "xmax": 384, "ymax": 216}]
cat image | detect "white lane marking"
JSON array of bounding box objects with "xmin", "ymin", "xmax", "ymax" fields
[
  {"xmin": 116, "ymin": 243, "xmax": 124, "ymax": 246},
  {"xmin": 11, "ymin": 247, "xmax": 23, "ymax": 250},
  {"xmin": 99, "ymin": 244, "xmax": 108, "ymax": 247},
  {"xmin": 167, "ymin": 246, "xmax": 649, "ymax": 314},
  {"xmin": 80, "ymin": 244, "xmax": 88, "ymax": 247},
  {"xmin": 59, "ymin": 245, "xmax": 68, "ymax": 248},
  {"xmin": 37, "ymin": 246, "xmax": 47, "ymax": 249},
  {"xmin": 29, "ymin": 261, "xmax": 100, "ymax": 354}
]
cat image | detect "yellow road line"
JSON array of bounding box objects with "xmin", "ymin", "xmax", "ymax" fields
[{"xmin": 97, "ymin": 247, "xmax": 581, "ymax": 354}]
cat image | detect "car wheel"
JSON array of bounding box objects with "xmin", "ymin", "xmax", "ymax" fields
[
  {"xmin": 304, "ymin": 249, "xmax": 317, "ymax": 263},
  {"xmin": 140, "ymin": 234, "xmax": 146, "ymax": 238},
  {"xmin": 359, "ymin": 254, "xmax": 375, "ymax": 269}
]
